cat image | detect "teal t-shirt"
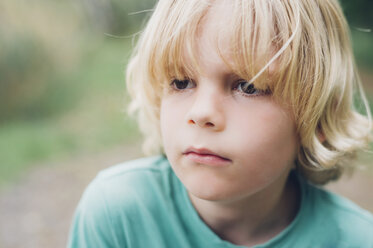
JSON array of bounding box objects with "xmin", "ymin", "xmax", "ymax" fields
[{"xmin": 68, "ymin": 156, "xmax": 373, "ymax": 248}]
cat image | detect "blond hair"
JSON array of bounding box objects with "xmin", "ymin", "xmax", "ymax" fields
[{"xmin": 126, "ymin": 0, "xmax": 372, "ymax": 184}]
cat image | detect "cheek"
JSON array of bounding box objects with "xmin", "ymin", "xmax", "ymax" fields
[
  {"xmin": 226, "ymin": 106, "xmax": 297, "ymax": 195},
  {"xmin": 160, "ymin": 98, "xmax": 186, "ymax": 153},
  {"xmin": 160, "ymin": 100, "xmax": 173, "ymax": 147},
  {"xmin": 229, "ymin": 103, "xmax": 298, "ymax": 167}
]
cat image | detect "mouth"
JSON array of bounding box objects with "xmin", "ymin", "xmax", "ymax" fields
[{"xmin": 182, "ymin": 147, "xmax": 232, "ymax": 167}]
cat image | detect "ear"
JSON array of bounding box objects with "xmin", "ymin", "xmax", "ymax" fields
[{"xmin": 317, "ymin": 127, "xmax": 326, "ymax": 143}]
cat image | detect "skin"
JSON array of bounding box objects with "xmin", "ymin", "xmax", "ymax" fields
[{"xmin": 160, "ymin": 0, "xmax": 300, "ymax": 246}]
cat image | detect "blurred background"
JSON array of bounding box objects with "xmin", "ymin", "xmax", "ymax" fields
[{"xmin": 0, "ymin": 0, "xmax": 372, "ymax": 247}]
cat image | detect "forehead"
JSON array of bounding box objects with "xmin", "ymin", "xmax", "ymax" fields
[
  {"xmin": 179, "ymin": 1, "xmax": 242, "ymax": 80},
  {"xmin": 189, "ymin": 1, "xmax": 277, "ymax": 85},
  {"xmin": 197, "ymin": 0, "xmax": 233, "ymax": 54},
  {"xmin": 161, "ymin": 0, "xmax": 282, "ymax": 90},
  {"xmin": 187, "ymin": 7, "xmax": 233, "ymax": 78}
]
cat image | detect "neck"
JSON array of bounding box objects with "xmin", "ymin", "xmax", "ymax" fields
[{"xmin": 188, "ymin": 173, "xmax": 300, "ymax": 247}]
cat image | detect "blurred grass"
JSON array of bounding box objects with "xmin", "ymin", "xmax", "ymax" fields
[{"xmin": 0, "ymin": 39, "xmax": 140, "ymax": 186}]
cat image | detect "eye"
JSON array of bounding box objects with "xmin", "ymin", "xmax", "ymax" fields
[
  {"xmin": 235, "ymin": 81, "xmax": 268, "ymax": 96},
  {"xmin": 171, "ymin": 79, "xmax": 195, "ymax": 90}
]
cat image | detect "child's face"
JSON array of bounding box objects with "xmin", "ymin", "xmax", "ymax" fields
[{"xmin": 160, "ymin": 1, "xmax": 298, "ymax": 203}]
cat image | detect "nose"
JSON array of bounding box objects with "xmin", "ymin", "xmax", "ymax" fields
[{"xmin": 186, "ymin": 86, "xmax": 225, "ymax": 131}]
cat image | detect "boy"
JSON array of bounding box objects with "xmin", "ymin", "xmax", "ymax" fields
[{"xmin": 68, "ymin": 0, "xmax": 373, "ymax": 247}]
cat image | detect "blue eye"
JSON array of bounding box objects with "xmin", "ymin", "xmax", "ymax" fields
[
  {"xmin": 171, "ymin": 79, "xmax": 195, "ymax": 90},
  {"xmin": 235, "ymin": 81, "xmax": 268, "ymax": 96},
  {"xmin": 237, "ymin": 82, "xmax": 257, "ymax": 94}
]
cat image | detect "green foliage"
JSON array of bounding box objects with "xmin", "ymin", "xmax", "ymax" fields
[
  {"xmin": 0, "ymin": 39, "xmax": 140, "ymax": 186},
  {"xmin": 0, "ymin": 33, "xmax": 54, "ymax": 122},
  {"xmin": 82, "ymin": 0, "xmax": 157, "ymax": 35},
  {"xmin": 339, "ymin": 0, "xmax": 373, "ymax": 28},
  {"xmin": 0, "ymin": 0, "xmax": 87, "ymax": 123},
  {"xmin": 108, "ymin": 0, "xmax": 157, "ymax": 34},
  {"xmin": 339, "ymin": 0, "xmax": 373, "ymax": 67},
  {"xmin": 351, "ymin": 30, "xmax": 373, "ymax": 67}
]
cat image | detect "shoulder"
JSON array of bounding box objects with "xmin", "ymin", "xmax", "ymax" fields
[
  {"xmin": 74, "ymin": 155, "xmax": 174, "ymax": 225},
  {"xmin": 305, "ymin": 182, "xmax": 373, "ymax": 226},
  {"xmin": 97, "ymin": 155, "xmax": 171, "ymax": 179},
  {"xmin": 68, "ymin": 156, "xmax": 172, "ymax": 247},
  {"xmin": 302, "ymin": 181, "xmax": 373, "ymax": 246},
  {"xmin": 95, "ymin": 155, "xmax": 171, "ymax": 187},
  {"xmin": 84, "ymin": 155, "xmax": 173, "ymax": 209}
]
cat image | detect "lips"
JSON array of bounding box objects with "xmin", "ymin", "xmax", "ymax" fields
[{"xmin": 183, "ymin": 147, "xmax": 231, "ymax": 166}]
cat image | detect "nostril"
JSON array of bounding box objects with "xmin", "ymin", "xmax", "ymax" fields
[
  {"xmin": 188, "ymin": 120, "xmax": 196, "ymax": 124},
  {"xmin": 205, "ymin": 122, "xmax": 214, "ymax": 127}
]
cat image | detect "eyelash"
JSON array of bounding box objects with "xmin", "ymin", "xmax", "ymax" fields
[
  {"xmin": 233, "ymin": 81, "xmax": 270, "ymax": 97},
  {"xmin": 170, "ymin": 79, "xmax": 196, "ymax": 91},
  {"xmin": 170, "ymin": 79, "xmax": 269, "ymax": 97}
]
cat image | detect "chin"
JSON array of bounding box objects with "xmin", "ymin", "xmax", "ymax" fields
[
  {"xmin": 185, "ymin": 177, "xmax": 239, "ymax": 202},
  {"xmin": 189, "ymin": 191, "xmax": 231, "ymax": 203}
]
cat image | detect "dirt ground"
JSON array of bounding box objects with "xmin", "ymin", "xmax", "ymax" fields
[
  {"xmin": 0, "ymin": 143, "xmax": 372, "ymax": 248},
  {"xmin": 0, "ymin": 144, "xmax": 143, "ymax": 248}
]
